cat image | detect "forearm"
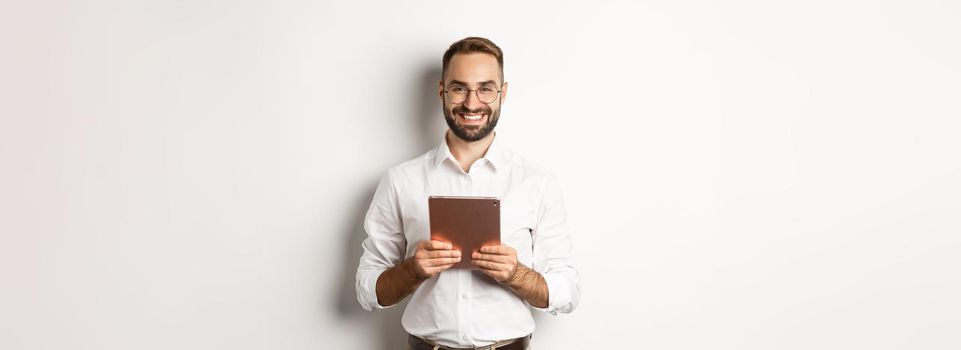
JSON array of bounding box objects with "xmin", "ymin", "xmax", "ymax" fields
[
  {"xmin": 375, "ymin": 259, "xmax": 424, "ymax": 307},
  {"xmin": 506, "ymin": 264, "xmax": 549, "ymax": 308}
]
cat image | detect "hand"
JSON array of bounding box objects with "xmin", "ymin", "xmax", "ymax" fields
[
  {"xmin": 471, "ymin": 245, "xmax": 518, "ymax": 283},
  {"xmin": 409, "ymin": 240, "xmax": 461, "ymax": 280}
]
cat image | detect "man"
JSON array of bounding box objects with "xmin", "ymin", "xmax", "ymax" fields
[{"xmin": 356, "ymin": 37, "xmax": 580, "ymax": 350}]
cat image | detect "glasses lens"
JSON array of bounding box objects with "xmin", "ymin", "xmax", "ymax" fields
[
  {"xmin": 446, "ymin": 86, "xmax": 467, "ymax": 103},
  {"xmin": 477, "ymin": 85, "xmax": 499, "ymax": 103}
]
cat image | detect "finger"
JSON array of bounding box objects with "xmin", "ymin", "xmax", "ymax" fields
[
  {"xmin": 425, "ymin": 240, "xmax": 453, "ymax": 251},
  {"xmin": 428, "ymin": 250, "xmax": 461, "ymax": 259},
  {"xmin": 472, "ymin": 252, "xmax": 511, "ymax": 263},
  {"xmin": 473, "ymin": 249, "xmax": 513, "ymax": 260},
  {"xmin": 416, "ymin": 240, "xmax": 438, "ymax": 252},
  {"xmin": 423, "ymin": 257, "xmax": 461, "ymax": 267},
  {"xmin": 475, "ymin": 266, "xmax": 510, "ymax": 281},
  {"xmin": 471, "ymin": 259, "xmax": 509, "ymax": 271},
  {"xmin": 474, "ymin": 266, "xmax": 495, "ymax": 278},
  {"xmin": 479, "ymin": 245, "xmax": 513, "ymax": 255}
]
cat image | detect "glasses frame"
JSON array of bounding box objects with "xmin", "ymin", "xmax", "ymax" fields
[{"xmin": 442, "ymin": 82, "xmax": 505, "ymax": 104}]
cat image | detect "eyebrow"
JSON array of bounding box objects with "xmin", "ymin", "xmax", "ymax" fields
[{"xmin": 448, "ymin": 79, "xmax": 498, "ymax": 86}]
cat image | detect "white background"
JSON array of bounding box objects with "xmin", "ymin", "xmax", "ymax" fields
[{"xmin": 1, "ymin": 1, "xmax": 959, "ymax": 349}]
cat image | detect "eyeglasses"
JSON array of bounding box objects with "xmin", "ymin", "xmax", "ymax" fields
[{"xmin": 443, "ymin": 83, "xmax": 503, "ymax": 104}]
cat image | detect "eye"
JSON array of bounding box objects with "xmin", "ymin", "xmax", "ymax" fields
[
  {"xmin": 448, "ymin": 86, "xmax": 466, "ymax": 93},
  {"xmin": 479, "ymin": 85, "xmax": 498, "ymax": 93}
]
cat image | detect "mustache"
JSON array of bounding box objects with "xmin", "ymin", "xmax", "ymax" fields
[{"xmin": 452, "ymin": 106, "xmax": 491, "ymax": 115}]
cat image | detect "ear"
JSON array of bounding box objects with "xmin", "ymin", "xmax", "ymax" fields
[
  {"xmin": 438, "ymin": 79, "xmax": 445, "ymax": 102},
  {"xmin": 500, "ymin": 81, "xmax": 508, "ymax": 105}
]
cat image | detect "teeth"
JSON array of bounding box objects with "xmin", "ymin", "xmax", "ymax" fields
[{"xmin": 462, "ymin": 114, "xmax": 482, "ymax": 120}]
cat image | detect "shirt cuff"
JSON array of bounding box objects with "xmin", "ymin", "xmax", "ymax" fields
[
  {"xmin": 529, "ymin": 271, "xmax": 576, "ymax": 315},
  {"xmin": 357, "ymin": 268, "xmax": 396, "ymax": 311}
]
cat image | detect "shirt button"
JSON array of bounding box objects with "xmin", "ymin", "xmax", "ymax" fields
[
  {"xmin": 462, "ymin": 335, "xmax": 468, "ymax": 341},
  {"xmin": 461, "ymin": 294, "xmax": 467, "ymax": 300}
]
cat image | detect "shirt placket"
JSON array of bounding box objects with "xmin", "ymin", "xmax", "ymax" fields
[
  {"xmin": 457, "ymin": 164, "xmax": 474, "ymax": 345},
  {"xmin": 457, "ymin": 268, "xmax": 473, "ymax": 345}
]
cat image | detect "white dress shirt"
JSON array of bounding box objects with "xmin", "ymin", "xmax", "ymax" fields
[{"xmin": 355, "ymin": 133, "xmax": 581, "ymax": 348}]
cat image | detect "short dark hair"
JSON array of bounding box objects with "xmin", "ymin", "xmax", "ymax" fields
[{"xmin": 441, "ymin": 37, "xmax": 504, "ymax": 82}]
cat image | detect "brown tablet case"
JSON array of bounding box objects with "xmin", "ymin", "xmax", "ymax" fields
[{"xmin": 428, "ymin": 196, "xmax": 501, "ymax": 269}]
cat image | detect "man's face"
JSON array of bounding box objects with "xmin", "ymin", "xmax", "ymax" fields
[{"xmin": 439, "ymin": 53, "xmax": 508, "ymax": 142}]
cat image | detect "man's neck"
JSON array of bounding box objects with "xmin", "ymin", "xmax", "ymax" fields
[{"xmin": 446, "ymin": 130, "xmax": 495, "ymax": 173}]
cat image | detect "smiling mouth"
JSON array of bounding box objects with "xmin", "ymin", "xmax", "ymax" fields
[{"xmin": 457, "ymin": 112, "xmax": 487, "ymax": 121}]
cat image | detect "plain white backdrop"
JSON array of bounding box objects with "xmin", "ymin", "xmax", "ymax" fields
[{"xmin": 1, "ymin": 1, "xmax": 959, "ymax": 349}]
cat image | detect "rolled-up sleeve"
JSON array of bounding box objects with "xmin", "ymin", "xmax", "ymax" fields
[
  {"xmin": 355, "ymin": 171, "xmax": 407, "ymax": 311},
  {"xmin": 529, "ymin": 175, "xmax": 581, "ymax": 315}
]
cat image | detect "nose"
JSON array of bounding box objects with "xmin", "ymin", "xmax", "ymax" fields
[{"xmin": 463, "ymin": 90, "xmax": 484, "ymax": 111}]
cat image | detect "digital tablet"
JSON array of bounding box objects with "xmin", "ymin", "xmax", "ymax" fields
[{"xmin": 428, "ymin": 196, "xmax": 501, "ymax": 270}]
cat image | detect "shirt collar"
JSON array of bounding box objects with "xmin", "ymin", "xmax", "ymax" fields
[{"xmin": 432, "ymin": 132, "xmax": 505, "ymax": 171}]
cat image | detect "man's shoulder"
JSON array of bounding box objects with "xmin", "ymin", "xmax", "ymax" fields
[
  {"xmin": 380, "ymin": 148, "xmax": 437, "ymax": 182},
  {"xmin": 503, "ymin": 150, "xmax": 556, "ymax": 183}
]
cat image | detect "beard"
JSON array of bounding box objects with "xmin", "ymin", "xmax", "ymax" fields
[{"xmin": 443, "ymin": 104, "xmax": 500, "ymax": 142}]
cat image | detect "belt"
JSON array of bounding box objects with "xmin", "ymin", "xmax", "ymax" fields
[{"xmin": 407, "ymin": 334, "xmax": 530, "ymax": 350}]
